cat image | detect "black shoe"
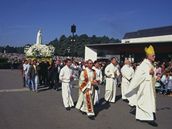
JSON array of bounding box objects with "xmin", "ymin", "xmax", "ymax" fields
[
  {"xmin": 80, "ymin": 111, "xmax": 86, "ymax": 115},
  {"xmin": 123, "ymin": 99, "xmax": 129, "ymax": 103},
  {"xmin": 70, "ymin": 106, "xmax": 75, "ymax": 109},
  {"xmin": 129, "ymin": 106, "xmax": 136, "ymax": 115},
  {"xmin": 104, "ymin": 100, "xmax": 109, "ymax": 104},
  {"xmin": 147, "ymin": 121, "xmax": 158, "ymax": 127},
  {"xmin": 136, "ymin": 119, "xmax": 158, "ymax": 127},
  {"xmin": 65, "ymin": 107, "xmax": 70, "ymax": 111},
  {"xmin": 88, "ymin": 116, "xmax": 95, "ymax": 120}
]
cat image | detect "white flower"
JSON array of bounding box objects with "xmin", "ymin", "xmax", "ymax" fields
[{"xmin": 25, "ymin": 44, "xmax": 55, "ymax": 57}]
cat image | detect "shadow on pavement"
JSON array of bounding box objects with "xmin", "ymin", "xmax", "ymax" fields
[
  {"xmin": 38, "ymin": 85, "xmax": 62, "ymax": 92},
  {"xmin": 38, "ymin": 86, "xmax": 51, "ymax": 92},
  {"xmin": 157, "ymin": 107, "xmax": 171, "ymax": 111},
  {"xmin": 95, "ymin": 98, "xmax": 111, "ymax": 116}
]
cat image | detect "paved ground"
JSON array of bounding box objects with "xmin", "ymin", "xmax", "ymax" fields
[{"xmin": 0, "ymin": 69, "xmax": 172, "ymax": 129}]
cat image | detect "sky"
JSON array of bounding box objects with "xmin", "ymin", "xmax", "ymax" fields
[{"xmin": 0, "ymin": 0, "xmax": 172, "ymax": 46}]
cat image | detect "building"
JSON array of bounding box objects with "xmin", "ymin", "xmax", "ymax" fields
[
  {"xmin": 85, "ymin": 26, "xmax": 172, "ymax": 62},
  {"xmin": 122, "ymin": 25, "xmax": 172, "ymax": 43}
]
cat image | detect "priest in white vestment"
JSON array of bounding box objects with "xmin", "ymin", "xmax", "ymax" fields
[
  {"xmin": 75, "ymin": 59, "xmax": 98, "ymax": 119},
  {"xmin": 104, "ymin": 57, "xmax": 120, "ymax": 103},
  {"xmin": 92, "ymin": 61, "xmax": 103, "ymax": 105},
  {"xmin": 121, "ymin": 59, "xmax": 134, "ymax": 100},
  {"xmin": 59, "ymin": 59, "xmax": 74, "ymax": 110},
  {"xmin": 125, "ymin": 45, "xmax": 157, "ymax": 127}
]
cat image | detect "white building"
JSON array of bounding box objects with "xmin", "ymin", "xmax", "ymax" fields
[
  {"xmin": 85, "ymin": 25, "xmax": 172, "ymax": 62},
  {"xmin": 122, "ymin": 26, "xmax": 172, "ymax": 43}
]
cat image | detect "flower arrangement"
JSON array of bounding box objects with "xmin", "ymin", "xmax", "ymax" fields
[{"xmin": 24, "ymin": 44, "xmax": 55, "ymax": 58}]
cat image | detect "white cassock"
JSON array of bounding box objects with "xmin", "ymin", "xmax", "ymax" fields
[
  {"xmin": 59, "ymin": 65, "xmax": 74, "ymax": 108},
  {"xmin": 121, "ymin": 64, "xmax": 134, "ymax": 100},
  {"xmin": 168, "ymin": 76, "xmax": 172, "ymax": 91},
  {"xmin": 125, "ymin": 59, "xmax": 156, "ymax": 121},
  {"xmin": 104, "ymin": 63, "xmax": 120, "ymax": 103},
  {"xmin": 75, "ymin": 67, "xmax": 95, "ymax": 116},
  {"xmin": 92, "ymin": 66, "xmax": 103, "ymax": 105}
]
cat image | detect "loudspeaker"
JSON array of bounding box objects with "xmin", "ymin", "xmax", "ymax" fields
[{"xmin": 71, "ymin": 24, "xmax": 76, "ymax": 33}]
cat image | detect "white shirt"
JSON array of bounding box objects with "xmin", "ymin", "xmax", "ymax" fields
[
  {"xmin": 121, "ymin": 64, "xmax": 134, "ymax": 81},
  {"xmin": 59, "ymin": 65, "xmax": 73, "ymax": 83},
  {"xmin": 23, "ymin": 63, "xmax": 30, "ymax": 75},
  {"xmin": 92, "ymin": 66, "xmax": 102, "ymax": 83},
  {"xmin": 168, "ymin": 76, "xmax": 172, "ymax": 90},
  {"xmin": 105, "ymin": 63, "xmax": 120, "ymax": 78}
]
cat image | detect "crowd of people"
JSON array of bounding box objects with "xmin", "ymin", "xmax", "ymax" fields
[
  {"xmin": 21, "ymin": 45, "xmax": 172, "ymax": 127},
  {"xmin": 155, "ymin": 61, "xmax": 172, "ymax": 95},
  {"xmin": 22, "ymin": 58, "xmax": 64, "ymax": 92}
]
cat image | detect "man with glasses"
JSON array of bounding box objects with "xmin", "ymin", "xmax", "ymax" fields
[{"xmin": 76, "ymin": 59, "xmax": 98, "ymax": 119}]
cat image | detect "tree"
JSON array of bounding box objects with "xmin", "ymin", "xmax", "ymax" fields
[
  {"xmin": 0, "ymin": 34, "xmax": 120, "ymax": 57},
  {"xmin": 48, "ymin": 34, "xmax": 120, "ymax": 57}
]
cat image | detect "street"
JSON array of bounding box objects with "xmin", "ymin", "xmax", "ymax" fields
[{"xmin": 0, "ymin": 70, "xmax": 172, "ymax": 129}]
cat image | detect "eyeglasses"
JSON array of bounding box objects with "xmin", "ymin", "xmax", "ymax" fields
[{"xmin": 88, "ymin": 62, "xmax": 93, "ymax": 64}]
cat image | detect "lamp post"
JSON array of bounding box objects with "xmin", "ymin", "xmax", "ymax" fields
[
  {"xmin": 68, "ymin": 24, "xmax": 77, "ymax": 57},
  {"xmin": 71, "ymin": 24, "xmax": 76, "ymax": 42},
  {"xmin": 66, "ymin": 47, "xmax": 70, "ymax": 57}
]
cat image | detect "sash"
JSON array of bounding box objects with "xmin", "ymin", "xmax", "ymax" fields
[
  {"xmin": 86, "ymin": 90, "xmax": 93, "ymax": 112},
  {"xmin": 79, "ymin": 69, "xmax": 96, "ymax": 91},
  {"xmin": 79, "ymin": 69, "xmax": 89, "ymax": 91},
  {"xmin": 79, "ymin": 69, "xmax": 96, "ymax": 113}
]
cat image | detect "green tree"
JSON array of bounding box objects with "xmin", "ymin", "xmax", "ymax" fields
[{"xmin": 49, "ymin": 34, "xmax": 120, "ymax": 57}]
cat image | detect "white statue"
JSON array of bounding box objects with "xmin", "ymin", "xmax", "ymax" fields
[
  {"xmin": 25, "ymin": 29, "xmax": 55, "ymax": 57},
  {"xmin": 36, "ymin": 29, "xmax": 42, "ymax": 45}
]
